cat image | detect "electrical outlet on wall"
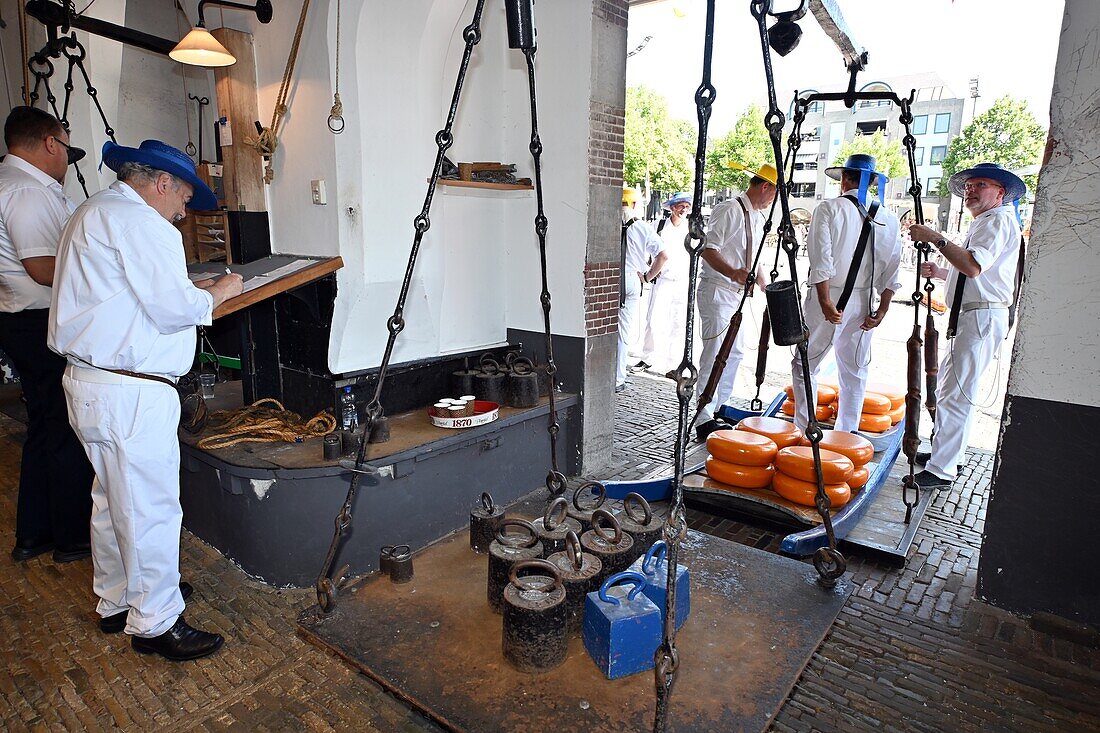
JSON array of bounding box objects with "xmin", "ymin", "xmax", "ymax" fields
[{"xmin": 311, "ymin": 179, "xmax": 327, "ymax": 205}]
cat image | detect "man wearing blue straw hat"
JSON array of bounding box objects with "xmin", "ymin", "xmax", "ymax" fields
[
  {"xmin": 908, "ymin": 163, "xmax": 1025, "ymax": 490},
  {"xmin": 48, "ymin": 140, "xmax": 242, "ymax": 660},
  {"xmin": 638, "ymin": 191, "xmax": 693, "ymax": 377},
  {"xmin": 792, "ymin": 153, "xmax": 903, "ymax": 433}
]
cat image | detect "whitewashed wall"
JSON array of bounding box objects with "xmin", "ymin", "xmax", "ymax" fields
[{"xmin": 1005, "ymin": 0, "xmax": 1100, "ymax": 408}]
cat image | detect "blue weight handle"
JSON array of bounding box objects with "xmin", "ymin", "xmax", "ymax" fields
[
  {"xmin": 597, "ymin": 570, "xmax": 647, "ymax": 606},
  {"xmin": 642, "ymin": 540, "xmax": 668, "ymax": 575}
]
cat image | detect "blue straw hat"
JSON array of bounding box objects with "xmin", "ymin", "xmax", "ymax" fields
[
  {"xmin": 101, "ymin": 139, "xmax": 218, "ymax": 211},
  {"xmin": 947, "ymin": 162, "xmax": 1026, "ymax": 203},
  {"xmin": 825, "ymin": 154, "xmax": 887, "ymax": 207},
  {"xmin": 663, "ymin": 192, "xmax": 692, "ymax": 208}
]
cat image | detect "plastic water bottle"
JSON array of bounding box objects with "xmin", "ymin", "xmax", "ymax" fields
[{"xmin": 340, "ymin": 386, "xmax": 358, "ymax": 431}]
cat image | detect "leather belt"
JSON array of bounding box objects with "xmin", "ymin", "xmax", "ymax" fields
[
  {"xmin": 960, "ymin": 301, "xmax": 1010, "ymax": 313},
  {"xmin": 67, "ymin": 363, "xmax": 177, "ymax": 387}
]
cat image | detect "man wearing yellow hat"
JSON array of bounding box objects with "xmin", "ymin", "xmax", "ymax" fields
[
  {"xmin": 694, "ymin": 163, "xmax": 776, "ymax": 440},
  {"xmin": 618, "ymin": 187, "xmax": 667, "ymax": 392}
]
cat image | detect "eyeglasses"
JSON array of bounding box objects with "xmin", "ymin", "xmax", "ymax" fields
[
  {"xmin": 50, "ymin": 136, "xmax": 87, "ymax": 166},
  {"xmin": 962, "ymin": 180, "xmax": 1003, "ymax": 192}
]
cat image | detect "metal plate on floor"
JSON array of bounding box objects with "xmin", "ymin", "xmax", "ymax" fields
[{"xmin": 298, "ymin": 528, "xmax": 851, "ymax": 733}]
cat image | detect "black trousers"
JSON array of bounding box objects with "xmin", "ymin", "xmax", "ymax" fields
[{"xmin": 0, "ymin": 308, "xmax": 93, "ymax": 548}]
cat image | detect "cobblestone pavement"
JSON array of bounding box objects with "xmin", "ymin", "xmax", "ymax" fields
[{"xmin": 2, "ymin": 345, "xmax": 1097, "ymax": 731}]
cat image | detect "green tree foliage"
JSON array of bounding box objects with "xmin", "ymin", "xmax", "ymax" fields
[
  {"xmin": 623, "ymin": 86, "xmax": 694, "ymax": 192},
  {"xmin": 938, "ymin": 96, "xmax": 1045, "ymax": 198},
  {"xmin": 831, "ymin": 130, "xmax": 906, "ymax": 184},
  {"xmin": 705, "ymin": 104, "xmax": 774, "ymax": 191}
]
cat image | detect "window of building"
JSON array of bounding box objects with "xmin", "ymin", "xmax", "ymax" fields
[
  {"xmin": 927, "ymin": 177, "xmax": 941, "ymax": 193},
  {"xmin": 791, "ymin": 182, "xmax": 816, "ymax": 198},
  {"xmin": 935, "ymin": 112, "xmax": 951, "ymax": 134},
  {"xmin": 807, "ymin": 101, "xmax": 825, "ymax": 115},
  {"xmin": 913, "ymin": 147, "xmax": 925, "ymax": 165},
  {"xmin": 912, "ymin": 115, "xmax": 928, "ymax": 135},
  {"xmin": 930, "ymin": 146, "xmax": 947, "ymax": 165},
  {"xmin": 856, "ymin": 120, "xmax": 887, "ymax": 136}
]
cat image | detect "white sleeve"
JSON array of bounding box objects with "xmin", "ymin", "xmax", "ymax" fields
[
  {"xmin": 645, "ymin": 223, "xmax": 666, "ymax": 258},
  {"xmin": 875, "ymin": 218, "xmax": 904, "ymax": 294},
  {"xmin": 806, "ymin": 204, "xmax": 835, "ymax": 285},
  {"xmin": 116, "ymin": 216, "xmax": 214, "ymax": 333},
  {"xmin": 705, "ymin": 204, "xmax": 737, "ymax": 253},
  {"xmin": 1, "ymin": 186, "xmax": 68, "ymax": 259}
]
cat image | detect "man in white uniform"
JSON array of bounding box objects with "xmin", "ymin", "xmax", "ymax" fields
[
  {"xmin": 49, "ymin": 139, "xmax": 242, "ymax": 660},
  {"xmin": 0, "ymin": 107, "xmax": 95, "ymax": 563},
  {"xmin": 791, "ymin": 154, "xmax": 903, "ymax": 432},
  {"xmin": 618, "ymin": 187, "xmax": 666, "ymax": 392},
  {"xmin": 908, "ymin": 163, "xmax": 1024, "ymax": 490},
  {"xmin": 639, "ymin": 191, "xmax": 692, "ymax": 376},
  {"xmin": 694, "ymin": 164, "xmax": 776, "ymax": 440}
]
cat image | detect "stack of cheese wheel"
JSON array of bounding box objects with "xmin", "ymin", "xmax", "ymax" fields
[
  {"xmin": 772, "ymin": 444, "xmax": 854, "ymax": 509},
  {"xmin": 799, "ymin": 429, "xmax": 875, "ymax": 489},
  {"xmin": 867, "ymin": 383, "xmax": 906, "ymax": 427},
  {"xmin": 704, "ymin": 429, "xmax": 777, "ymax": 490},
  {"xmin": 780, "ymin": 383, "xmax": 837, "ymax": 423}
]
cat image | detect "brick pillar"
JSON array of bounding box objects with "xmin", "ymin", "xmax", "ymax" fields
[{"xmin": 580, "ymin": 0, "xmax": 628, "ymax": 472}]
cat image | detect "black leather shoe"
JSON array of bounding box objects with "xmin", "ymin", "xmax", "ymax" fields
[
  {"xmin": 915, "ymin": 452, "xmax": 962, "ymax": 471},
  {"xmin": 912, "ymin": 470, "xmax": 952, "ymax": 491},
  {"xmin": 695, "ymin": 419, "xmax": 729, "ymax": 442},
  {"xmin": 11, "ymin": 538, "xmax": 54, "ymax": 562},
  {"xmin": 53, "ymin": 543, "xmax": 91, "ymax": 563},
  {"xmin": 100, "ymin": 583, "xmax": 195, "ymax": 634},
  {"xmin": 131, "ymin": 615, "xmax": 223, "ymax": 661}
]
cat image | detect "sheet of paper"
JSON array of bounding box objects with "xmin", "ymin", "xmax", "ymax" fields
[{"xmin": 239, "ymin": 259, "xmax": 319, "ymax": 293}]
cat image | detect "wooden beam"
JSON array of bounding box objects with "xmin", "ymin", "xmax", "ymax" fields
[
  {"xmin": 211, "ymin": 28, "xmax": 266, "ymax": 212},
  {"xmin": 214, "ymin": 257, "xmax": 344, "ymax": 319}
]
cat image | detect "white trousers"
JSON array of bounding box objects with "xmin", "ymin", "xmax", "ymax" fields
[
  {"xmin": 640, "ymin": 276, "xmax": 690, "ymax": 374},
  {"xmin": 696, "ymin": 279, "xmax": 747, "ymax": 424},
  {"xmin": 616, "ymin": 275, "xmax": 643, "ymax": 387},
  {"xmin": 927, "ymin": 308, "xmax": 1008, "ymax": 480},
  {"xmin": 62, "ymin": 366, "xmax": 185, "ymax": 637},
  {"xmin": 791, "ymin": 286, "xmax": 873, "ymax": 432}
]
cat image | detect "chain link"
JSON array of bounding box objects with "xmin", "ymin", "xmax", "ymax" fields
[{"xmin": 314, "ymin": 0, "xmax": 489, "ymax": 612}]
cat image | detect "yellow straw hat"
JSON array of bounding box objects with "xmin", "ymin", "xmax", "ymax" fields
[
  {"xmin": 622, "ymin": 186, "xmax": 641, "ymax": 205},
  {"xmin": 727, "ymin": 161, "xmax": 778, "ymax": 185}
]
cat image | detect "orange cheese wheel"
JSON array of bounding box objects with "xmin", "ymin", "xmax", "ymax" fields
[
  {"xmin": 783, "ymin": 400, "xmax": 835, "ymax": 422},
  {"xmin": 861, "ymin": 392, "xmax": 892, "ymax": 415},
  {"xmin": 799, "ymin": 430, "xmax": 874, "ymax": 466},
  {"xmin": 859, "ymin": 412, "xmax": 892, "ymax": 433},
  {"xmin": 705, "ymin": 457, "xmax": 776, "ymax": 489},
  {"xmin": 867, "ymin": 383, "xmax": 905, "ymax": 410},
  {"xmin": 775, "ymin": 446, "xmax": 854, "ymax": 484},
  {"xmin": 848, "ymin": 464, "xmax": 870, "ymax": 488},
  {"xmin": 736, "ymin": 416, "xmax": 804, "ymax": 449},
  {"xmin": 783, "ymin": 384, "xmax": 837, "ymax": 405},
  {"xmin": 706, "ymin": 430, "xmax": 777, "ymax": 467},
  {"xmin": 888, "ymin": 403, "xmax": 905, "ymax": 425},
  {"xmin": 772, "ymin": 472, "xmax": 851, "ymax": 509}
]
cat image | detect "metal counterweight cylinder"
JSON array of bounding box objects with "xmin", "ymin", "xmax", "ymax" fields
[
  {"xmin": 566, "ymin": 480, "xmax": 607, "ymax": 534},
  {"xmin": 488, "ymin": 519, "xmax": 544, "ymax": 614},
  {"xmin": 502, "ymin": 560, "xmax": 567, "ymax": 673},
  {"xmin": 470, "ymin": 492, "xmax": 505, "ymax": 554},
  {"xmin": 765, "ymin": 280, "xmax": 807, "ymax": 346},
  {"xmin": 580, "ymin": 509, "xmax": 635, "ymax": 587},
  {"xmin": 546, "ymin": 532, "xmax": 602, "ymax": 634},
  {"xmin": 531, "ymin": 496, "xmax": 582, "ymax": 556},
  {"xmin": 616, "ymin": 492, "xmax": 663, "ymax": 566}
]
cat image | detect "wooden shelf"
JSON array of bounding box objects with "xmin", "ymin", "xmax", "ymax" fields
[{"xmin": 433, "ymin": 178, "xmax": 533, "ymax": 191}]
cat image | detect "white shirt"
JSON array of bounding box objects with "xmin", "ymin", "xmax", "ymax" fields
[
  {"xmin": 48, "ymin": 181, "xmax": 214, "ymax": 379},
  {"xmin": 657, "ymin": 217, "xmax": 690, "ymax": 281},
  {"xmin": 0, "ymin": 154, "xmax": 76, "ymax": 312},
  {"xmin": 623, "ymin": 215, "xmax": 665, "ymax": 278},
  {"xmin": 806, "ymin": 194, "xmax": 903, "ymax": 294},
  {"xmin": 946, "ymin": 204, "xmax": 1021, "ymax": 305},
  {"xmin": 700, "ymin": 193, "xmax": 763, "ymax": 289}
]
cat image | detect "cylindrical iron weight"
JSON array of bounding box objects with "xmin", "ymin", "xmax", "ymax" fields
[
  {"xmin": 502, "ymin": 559, "xmax": 567, "ymax": 673},
  {"xmin": 487, "ymin": 519, "xmax": 544, "ymax": 614},
  {"xmin": 765, "ymin": 280, "xmax": 807, "ymax": 346},
  {"xmin": 531, "ymin": 497, "xmax": 583, "ymax": 556},
  {"xmin": 470, "ymin": 492, "xmax": 505, "ymax": 553},
  {"xmin": 503, "ymin": 0, "xmax": 536, "ymax": 50},
  {"xmin": 545, "ymin": 531, "xmax": 602, "ymax": 634},
  {"xmin": 580, "ymin": 508, "xmax": 635, "ymax": 587},
  {"xmin": 616, "ymin": 492, "xmax": 663, "ymax": 566},
  {"xmin": 567, "ymin": 480, "xmax": 607, "ymax": 533}
]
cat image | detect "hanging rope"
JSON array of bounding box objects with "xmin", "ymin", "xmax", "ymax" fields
[
  {"xmin": 327, "ymin": 0, "xmax": 344, "ymax": 133},
  {"xmin": 197, "ymin": 398, "xmax": 336, "ymax": 450},
  {"xmin": 244, "ymin": 0, "xmax": 312, "ymax": 182},
  {"xmin": 18, "ymin": 0, "xmax": 30, "ymax": 104}
]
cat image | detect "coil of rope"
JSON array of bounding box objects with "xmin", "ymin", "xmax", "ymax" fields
[{"xmin": 197, "ymin": 397, "xmax": 336, "ymax": 450}]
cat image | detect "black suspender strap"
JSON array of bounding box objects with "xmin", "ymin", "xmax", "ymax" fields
[
  {"xmin": 1008, "ymin": 234, "xmax": 1026, "ymax": 330},
  {"xmin": 734, "ymin": 198, "xmax": 755, "ymax": 297},
  {"xmin": 947, "ymin": 271, "xmax": 966, "ymax": 339},
  {"xmin": 620, "ymin": 217, "xmax": 638, "ymax": 307},
  {"xmin": 836, "ymin": 196, "xmax": 879, "ymax": 312}
]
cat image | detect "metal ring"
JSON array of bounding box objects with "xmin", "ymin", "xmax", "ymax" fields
[
  {"xmin": 494, "ymin": 518, "xmax": 539, "ymax": 548},
  {"xmin": 479, "ymin": 354, "xmax": 501, "ymax": 374},
  {"xmin": 545, "ymin": 470, "xmax": 567, "ymax": 496},
  {"xmin": 813, "ymin": 546, "xmax": 847, "ymax": 583},
  {"xmin": 543, "ymin": 497, "xmax": 568, "ymax": 531},
  {"xmin": 327, "ymin": 114, "xmax": 345, "ymax": 134},
  {"xmin": 591, "ymin": 508, "xmax": 622, "ymax": 545},
  {"xmin": 382, "ymin": 544, "xmax": 411, "ymax": 560},
  {"xmin": 511, "ymin": 356, "xmax": 535, "ymax": 375},
  {"xmin": 623, "ymin": 492, "xmax": 653, "ymax": 526},
  {"xmin": 480, "ymin": 492, "xmax": 496, "ymax": 513},
  {"xmin": 642, "ymin": 540, "xmax": 667, "ymax": 575},
  {"xmin": 597, "ymin": 570, "xmax": 646, "ymax": 606},
  {"xmin": 508, "ymin": 558, "xmax": 563, "ymax": 594},
  {"xmin": 565, "ymin": 531, "xmax": 583, "ymax": 571},
  {"xmin": 316, "ymin": 577, "xmax": 336, "ymax": 612},
  {"xmin": 185, "ymin": 142, "xmax": 197, "ymax": 156},
  {"xmin": 571, "ymin": 480, "xmax": 607, "ymax": 512}
]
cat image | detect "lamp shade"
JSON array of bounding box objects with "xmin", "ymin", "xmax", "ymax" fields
[{"xmin": 170, "ymin": 27, "xmax": 236, "ymax": 67}]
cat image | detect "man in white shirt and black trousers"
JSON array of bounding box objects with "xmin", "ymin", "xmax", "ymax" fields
[
  {"xmin": 908, "ymin": 163, "xmax": 1025, "ymax": 491},
  {"xmin": 49, "ymin": 139, "xmax": 242, "ymax": 661},
  {"xmin": 0, "ymin": 106, "xmax": 95, "ymax": 563},
  {"xmin": 791, "ymin": 154, "xmax": 903, "ymax": 433}
]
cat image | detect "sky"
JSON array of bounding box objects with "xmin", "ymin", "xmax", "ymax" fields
[{"xmin": 625, "ymin": 0, "xmax": 1065, "ymax": 135}]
